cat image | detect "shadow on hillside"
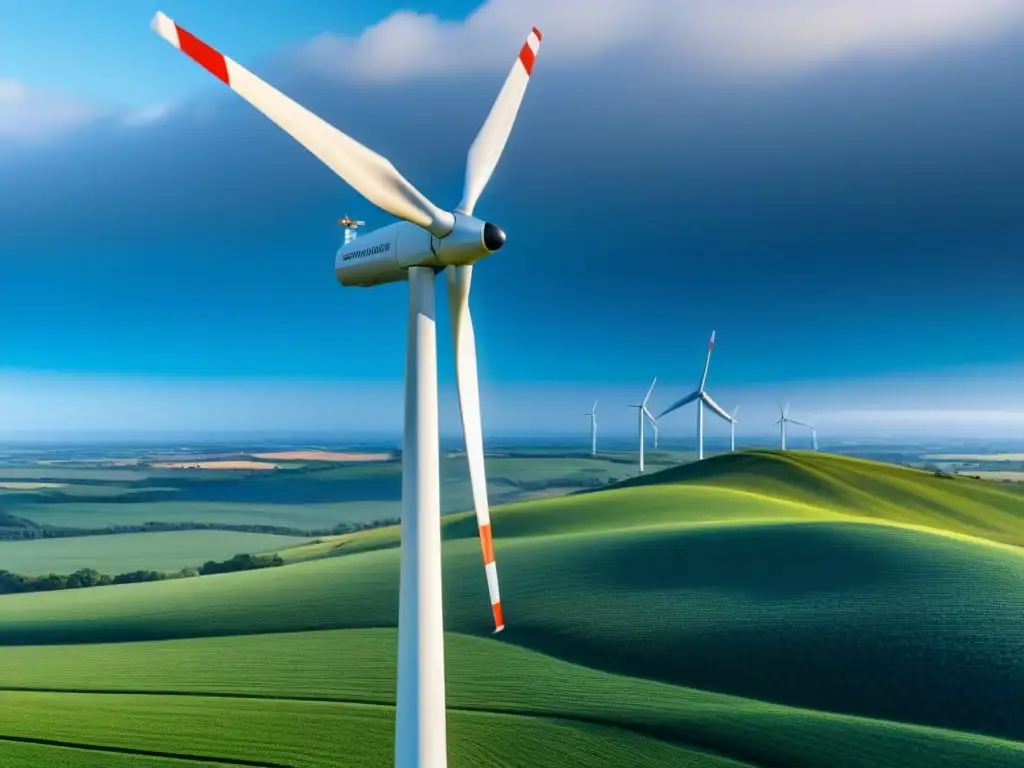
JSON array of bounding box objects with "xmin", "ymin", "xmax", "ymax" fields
[{"xmin": 491, "ymin": 520, "xmax": 1024, "ymax": 745}]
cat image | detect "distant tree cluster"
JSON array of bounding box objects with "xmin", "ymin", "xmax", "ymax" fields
[
  {"xmin": 0, "ymin": 517, "xmax": 402, "ymax": 542},
  {"xmin": 329, "ymin": 517, "xmax": 400, "ymax": 534},
  {"xmin": 0, "ymin": 552, "xmax": 284, "ymax": 596},
  {"xmin": 198, "ymin": 553, "xmax": 284, "ymax": 575}
]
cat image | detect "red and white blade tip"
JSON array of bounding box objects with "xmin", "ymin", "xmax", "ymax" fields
[
  {"xmin": 479, "ymin": 522, "xmax": 504, "ymax": 632},
  {"xmin": 519, "ymin": 28, "xmax": 543, "ymax": 76},
  {"xmin": 708, "ymin": 330, "xmax": 716, "ymax": 349},
  {"xmin": 151, "ymin": 12, "xmax": 232, "ymax": 85}
]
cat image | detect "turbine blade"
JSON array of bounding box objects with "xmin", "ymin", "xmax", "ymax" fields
[
  {"xmin": 150, "ymin": 12, "xmax": 455, "ymax": 237},
  {"xmin": 701, "ymin": 391, "xmax": 733, "ymax": 423},
  {"xmin": 698, "ymin": 330, "xmax": 715, "ymax": 391},
  {"xmin": 643, "ymin": 405, "xmax": 657, "ymax": 424},
  {"xmin": 641, "ymin": 376, "xmax": 658, "ymax": 407},
  {"xmin": 446, "ymin": 264, "xmax": 503, "ymax": 632},
  {"xmin": 656, "ymin": 390, "xmax": 699, "ymax": 419},
  {"xmin": 457, "ymin": 28, "xmax": 542, "ymax": 216}
]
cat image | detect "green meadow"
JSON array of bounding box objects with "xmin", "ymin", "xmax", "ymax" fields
[{"xmin": 0, "ymin": 449, "xmax": 1022, "ymax": 766}]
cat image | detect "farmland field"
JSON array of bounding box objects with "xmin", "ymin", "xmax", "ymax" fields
[
  {"xmin": 957, "ymin": 470, "xmax": 1024, "ymax": 482},
  {"xmin": 0, "ymin": 449, "xmax": 1022, "ymax": 766},
  {"xmin": 0, "ymin": 452, "xmax": 650, "ymax": 531},
  {"xmin": 0, "ymin": 530, "xmax": 310, "ymax": 576}
]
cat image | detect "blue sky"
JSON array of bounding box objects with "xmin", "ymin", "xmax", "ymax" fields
[{"xmin": 2, "ymin": 1, "xmax": 1024, "ymax": 440}]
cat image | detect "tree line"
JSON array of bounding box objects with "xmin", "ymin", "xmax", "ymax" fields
[
  {"xmin": 0, "ymin": 552, "xmax": 287, "ymax": 595},
  {"xmin": 0, "ymin": 516, "xmax": 400, "ymax": 541}
]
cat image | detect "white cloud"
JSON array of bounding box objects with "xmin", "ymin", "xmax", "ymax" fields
[
  {"xmin": 686, "ymin": 0, "xmax": 1024, "ymax": 76},
  {"xmin": 295, "ymin": 0, "xmax": 1024, "ymax": 82},
  {"xmin": 0, "ymin": 79, "xmax": 101, "ymax": 144},
  {"xmin": 121, "ymin": 102, "xmax": 172, "ymax": 128}
]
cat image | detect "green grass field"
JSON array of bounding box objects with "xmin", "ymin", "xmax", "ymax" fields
[
  {"xmin": 0, "ymin": 449, "xmax": 1022, "ymax": 767},
  {"xmin": 0, "ymin": 530, "xmax": 310, "ymax": 576}
]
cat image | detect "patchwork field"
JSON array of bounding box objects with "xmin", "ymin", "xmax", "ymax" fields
[
  {"xmin": 0, "ymin": 449, "xmax": 1022, "ymax": 766},
  {"xmin": 922, "ymin": 453, "xmax": 1024, "ymax": 462},
  {"xmin": 0, "ymin": 452, "xmax": 648, "ymax": 538},
  {"xmin": 0, "ymin": 530, "xmax": 310, "ymax": 576},
  {"xmin": 957, "ymin": 470, "xmax": 1024, "ymax": 483}
]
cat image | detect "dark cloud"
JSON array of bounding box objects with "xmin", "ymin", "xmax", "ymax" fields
[{"xmin": 2, "ymin": 24, "xmax": 1023, "ymax": 387}]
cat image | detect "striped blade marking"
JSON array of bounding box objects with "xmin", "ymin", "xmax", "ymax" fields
[
  {"xmin": 149, "ymin": 11, "xmax": 452, "ymax": 235},
  {"xmin": 457, "ymin": 25, "xmax": 543, "ymax": 216},
  {"xmin": 477, "ymin": 499, "xmax": 503, "ymax": 632}
]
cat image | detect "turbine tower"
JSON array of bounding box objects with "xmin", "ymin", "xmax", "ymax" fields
[
  {"xmin": 657, "ymin": 331, "xmax": 734, "ymax": 460},
  {"xmin": 773, "ymin": 401, "xmax": 793, "ymax": 450},
  {"xmin": 730, "ymin": 405, "xmax": 740, "ymax": 452},
  {"xmin": 150, "ymin": 14, "xmax": 542, "ymax": 768},
  {"xmin": 586, "ymin": 401, "xmax": 597, "ymax": 456},
  {"xmin": 629, "ymin": 377, "xmax": 657, "ymax": 473}
]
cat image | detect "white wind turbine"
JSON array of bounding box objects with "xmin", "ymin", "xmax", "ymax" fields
[
  {"xmin": 730, "ymin": 405, "xmax": 740, "ymax": 452},
  {"xmin": 151, "ymin": 13, "xmax": 541, "ymax": 768},
  {"xmin": 773, "ymin": 401, "xmax": 812, "ymax": 450},
  {"xmin": 657, "ymin": 331, "xmax": 733, "ymax": 460},
  {"xmin": 586, "ymin": 400, "xmax": 597, "ymax": 456},
  {"xmin": 629, "ymin": 377, "xmax": 657, "ymax": 473}
]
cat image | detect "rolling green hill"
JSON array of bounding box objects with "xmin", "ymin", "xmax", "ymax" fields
[{"xmin": 0, "ymin": 450, "xmax": 1022, "ymax": 767}]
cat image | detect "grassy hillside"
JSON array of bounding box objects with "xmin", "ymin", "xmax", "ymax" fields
[
  {"xmin": 1, "ymin": 450, "xmax": 1022, "ymax": 766},
  {"xmin": 610, "ymin": 449, "xmax": 1024, "ymax": 546},
  {"xmin": 2, "ymin": 629, "xmax": 1023, "ymax": 768}
]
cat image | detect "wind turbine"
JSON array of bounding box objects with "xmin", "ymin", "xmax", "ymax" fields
[
  {"xmin": 586, "ymin": 401, "xmax": 597, "ymax": 456},
  {"xmin": 657, "ymin": 331, "xmax": 733, "ymax": 460},
  {"xmin": 773, "ymin": 401, "xmax": 790, "ymax": 449},
  {"xmin": 629, "ymin": 377, "xmax": 657, "ymax": 473},
  {"xmin": 150, "ymin": 14, "xmax": 542, "ymax": 768},
  {"xmin": 730, "ymin": 405, "xmax": 740, "ymax": 452},
  {"xmin": 773, "ymin": 401, "xmax": 816, "ymax": 451}
]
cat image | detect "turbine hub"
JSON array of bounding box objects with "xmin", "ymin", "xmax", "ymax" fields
[{"xmin": 483, "ymin": 222, "xmax": 506, "ymax": 252}]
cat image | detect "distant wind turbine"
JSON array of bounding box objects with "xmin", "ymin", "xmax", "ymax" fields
[
  {"xmin": 730, "ymin": 405, "xmax": 740, "ymax": 452},
  {"xmin": 629, "ymin": 377, "xmax": 657, "ymax": 473},
  {"xmin": 657, "ymin": 331, "xmax": 733, "ymax": 460},
  {"xmin": 586, "ymin": 401, "xmax": 597, "ymax": 456},
  {"xmin": 774, "ymin": 402, "xmax": 817, "ymax": 450}
]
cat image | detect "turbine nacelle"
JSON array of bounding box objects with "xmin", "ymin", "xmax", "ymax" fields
[{"xmin": 334, "ymin": 215, "xmax": 506, "ymax": 288}]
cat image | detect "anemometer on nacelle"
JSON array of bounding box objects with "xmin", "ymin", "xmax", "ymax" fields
[{"xmin": 338, "ymin": 216, "xmax": 365, "ymax": 246}]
